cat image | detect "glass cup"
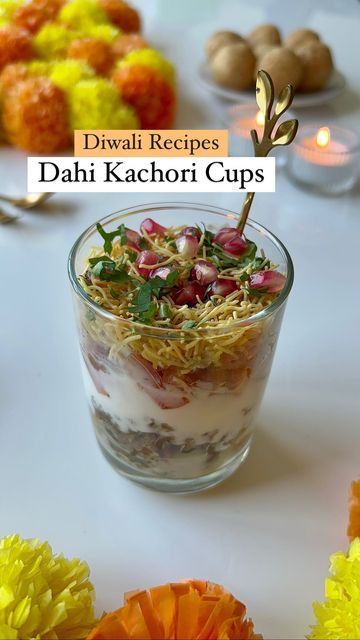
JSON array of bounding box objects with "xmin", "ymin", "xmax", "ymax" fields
[{"xmin": 68, "ymin": 203, "xmax": 293, "ymax": 493}]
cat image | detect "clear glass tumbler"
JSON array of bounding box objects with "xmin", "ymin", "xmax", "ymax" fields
[{"xmin": 68, "ymin": 203, "xmax": 293, "ymax": 493}]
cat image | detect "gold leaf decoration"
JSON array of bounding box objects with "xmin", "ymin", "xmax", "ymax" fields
[
  {"xmin": 274, "ymin": 84, "xmax": 294, "ymax": 116},
  {"xmin": 255, "ymin": 69, "xmax": 274, "ymax": 118},
  {"xmin": 237, "ymin": 71, "xmax": 298, "ymax": 233},
  {"xmin": 272, "ymin": 119, "xmax": 298, "ymax": 146}
]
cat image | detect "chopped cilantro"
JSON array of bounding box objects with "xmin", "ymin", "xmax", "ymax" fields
[
  {"xmin": 159, "ymin": 302, "xmax": 172, "ymax": 319},
  {"xmin": 246, "ymin": 286, "xmax": 269, "ymax": 297},
  {"xmin": 126, "ymin": 249, "xmax": 137, "ymax": 262},
  {"xmin": 91, "ymin": 259, "xmax": 134, "ymax": 284},
  {"xmin": 96, "ymin": 222, "xmax": 127, "ymax": 254},
  {"xmin": 129, "ymin": 272, "xmax": 179, "ymax": 315},
  {"xmin": 138, "ymin": 236, "xmax": 148, "ymax": 250}
]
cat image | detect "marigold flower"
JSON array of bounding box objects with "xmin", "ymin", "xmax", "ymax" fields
[
  {"xmin": 348, "ymin": 478, "xmax": 360, "ymax": 541},
  {"xmin": 87, "ymin": 580, "xmax": 262, "ymax": 640},
  {"xmin": 33, "ymin": 23, "xmax": 74, "ymax": 59},
  {"xmin": 59, "ymin": 0, "xmax": 109, "ymax": 30},
  {"xmin": 99, "ymin": 0, "xmax": 140, "ymax": 33},
  {"xmin": 13, "ymin": 0, "xmax": 63, "ymax": 34},
  {"xmin": 112, "ymin": 63, "xmax": 175, "ymax": 128},
  {"xmin": 0, "ymin": 534, "xmax": 95, "ymax": 639},
  {"xmin": 49, "ymin": 59, "xmax": 94, "ymax": 91},
  {"xmin": 308, "ymin": 538, "xmax": 360, "ymax": 639},
  {"xmin": 0, "ymin": 26, "xmax": 33, "ymax": 70},
  {"xmin": 112, "ymin": 33, "xmax": 148, "ymax": 59},
  {"xmin": 67, "ymin": 38, "xmax": 114, "ymax": 74},
  {"xmin": 68, "ymin": 77, "xmax": 138, "ymax": 129},
  {"xmin": 2, "ymin": 76, "xmax": 70, "ymax": 152},
  {"xmin": 0, "ymin": 62, "xmax": 28, "ymax": 94},
  {"xmin": 117, "ymin": 47, "xmax": 175, "ymax": 85},
  {"xmin": 84, "ymin": 23, "xmax": 120, "ymax": 44},
  {"xmin": 0, "ymin": 0, "xmax": 21, "ymax": 23}
]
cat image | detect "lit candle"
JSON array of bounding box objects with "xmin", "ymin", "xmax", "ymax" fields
[
  {"xmin": 224, "ymin": 104, "xmax": 288, "ymax": 165},
  {"xmin": 288, "ymin": 124, "xmax": 359, "ymax": 195}
]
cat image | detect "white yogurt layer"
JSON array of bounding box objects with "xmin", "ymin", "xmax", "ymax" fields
[{"xmin": 80, "ymin": 357, "xmax": 266, "ymax": 445}]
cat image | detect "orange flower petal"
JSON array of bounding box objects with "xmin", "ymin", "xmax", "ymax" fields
[
  {"xmin": 87, "ymin": 580, "xmax": 261, "ymax": 640},
  {"xmin": 348, "ymin": 477, "xmax": 360, "ymax": 541}
]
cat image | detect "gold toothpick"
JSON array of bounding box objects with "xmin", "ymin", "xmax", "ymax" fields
[{"xmin": 237, "ymin": 70, "xmax": 299, "ymax": 234}]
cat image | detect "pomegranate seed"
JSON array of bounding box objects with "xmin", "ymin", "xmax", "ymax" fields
[
  {"xmin": 191, "ymin": 260, "xmax": 218, "ymax": 285},
  {"xmin": 172, "ymin": 282, "xmax": 206, "ymax": 306},
  {"xmin": 214, "ymin": 226, "xmax": 247, "ymax": 256},
  {"xmin": 140, "ymin": 218, "xmax": 167, "ymax": 237},
  {"xmin": 149, "ymin": 266, "xmax": 173, "ymax": 280},
  {"xmin": 222, "ymin": 235, "xmax": 248, "ymax": 256},
  {"xmin": 126, "ymin": 240, "xmax": 141, "ymax": 252},
  {"xmin": 135, "ymin": 250, "xmax": 159, "ymax": 278},
  {"xmin": 249, "ymin": 270, "xmax": 286, "ymax": 293},
  {"xmin": 209, "ymin": 278, "xmax": 238, "ymax": 297},
  {"xmin": 183, "ymin": 226, "xmax": 201, "ymax": 239},
  {"xmin": 213, "ymin": 226, "xmax": 239, "ymax": 244},
  {"xmin": 125, "ymin": 228, "xmax": 141, "ymax": 244},
  {"xmin": 175, "ymin": 234, "xmax": 199, "ymax": 258}
]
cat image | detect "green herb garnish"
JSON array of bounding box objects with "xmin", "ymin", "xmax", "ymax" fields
[
  {"xmin": 129, "ymin": 272, "xmax": 179, "ymax": 316},
  {"xmin": 96, "ymin": 222, "xmax": 127, "ymax": 254},
  {"xmin": 159, "ymin": 302, "xmax": 172, "ymax": 319},
  {"xmin": 91, "ymin": 259, "xmax": 134, "ymax": 284},
  {"xmin": 245, "ymin": 286, "xmax": 269, "ymax": 297}
]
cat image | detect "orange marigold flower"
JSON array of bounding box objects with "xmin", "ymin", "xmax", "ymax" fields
[
  {"xmin": 13, "ymin": 0, "xmax": 63, "ymax": 34},
  {"xmin": 0, "ymin": 63, "xmax": 29, "ymax": 95},
  {"xmin": 67, "ymin": 38, "xmax": 114, "ymax": 75},
  {"xmin": 87, "ymin": 580, "xmax": 262, "ymax": 640},
  {"xmin": 0, "ymin": 26, "xmax": 33, "ymax": 71},
  {"xmin": 112, "ymin": 63, "xmax": 175, "ymax": 129},
  {"xmin": 113, "ymin": 33, "xmax": 148, "ymax": 59},
  {"xmin": 99, "ymin": 0, "xmax": 141, "ymax": 33},
  {"xmin": 2, "ymin": 76, "xmax": 70, "ymax": 152},
  {"xmin": 348, "ymin": 477, "xmax": 360, "ymax": 541}
]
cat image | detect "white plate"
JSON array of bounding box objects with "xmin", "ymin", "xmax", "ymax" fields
[{"xmin": 198, "ymin": 62, "xmax": 346, "ymax": 108}]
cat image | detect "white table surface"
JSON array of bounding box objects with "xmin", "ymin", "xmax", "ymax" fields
[{"xmin": 1, "ymin": 1, "xmax": 360, "ymax": 638}]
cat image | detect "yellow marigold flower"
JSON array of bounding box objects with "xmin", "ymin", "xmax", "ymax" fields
[
  {"xmin": 0, "ymin": 0, "xmax": 21, "ymax": 22},
  {"xmin": 33, "ymin": 24, "xmax": 75, "ymax": 59},
  {"xmin": 84, "ymin": 23, "xmax": 121, "ymax": 44},
  {"xmin": 117, "ymin": 48, "xmax": 175, "ymax": 86},
  {"xmin": 0, "ymin": 534, "xmax": 95, "ymax": 640},
  {"xmin": 59, "ymin": 0, "xmax": 109, "ymax": 30},
  {"xmin": 308, "ymin": 538, "xmax": 360, "ymax": 639},
  {"xmin": 26, "ymin": 60, "xmax": 51, "ymax": 76},
  {"xmin": 68, "ymin": 78, "xmax": 139, "ymax": 129},
  {"xmin": 49, "ymin": 59, "xmax": 94, "ymax": 91}
]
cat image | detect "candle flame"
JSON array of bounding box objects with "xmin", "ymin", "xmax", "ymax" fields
[
  {"xmin": 316, "ymin": 127, "xmax": 330, "ymax": 148},
  {"xmin": 256, "ymin": 111, "xmax": 265, "ymax": 127}
]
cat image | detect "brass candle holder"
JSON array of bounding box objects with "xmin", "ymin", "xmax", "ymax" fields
[{"xmin": 237, "ymin": 70, "xmax": 299, "ymax": 234}]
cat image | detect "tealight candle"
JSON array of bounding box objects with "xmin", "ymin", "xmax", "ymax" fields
[
  {"xmin": 222, "ymin": 104, "xmax": 288, "ymax": 165},
  {"xmin": 288, "ymin": 124, "xmax": 359, "ymax": 195}
]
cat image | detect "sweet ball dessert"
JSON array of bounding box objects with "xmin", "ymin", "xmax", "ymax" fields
[
  {"xmin": 284, "ymin": 28, "xmax": 320, "ymax": 50},
  {"xmin": 206, "ymin": 22, "xmax": 335, "ymax": 94},
  {"xmin": 256, "ymin": 46, "xmax": 303, "ymax": 94},
  {"xmin": 295, "ymin": 41, "xmax": 334, "ymax": 92},
  {"xmin": 210, "ymin": 42, "xmax": 255, "ymax": 90},
  {"xmin": 206, "ymin": 30, "xmax": 245, "ymax": 60},
  {"xmin": 248, "ymin": 23, "xmax": 281, "ymax": 47}
]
